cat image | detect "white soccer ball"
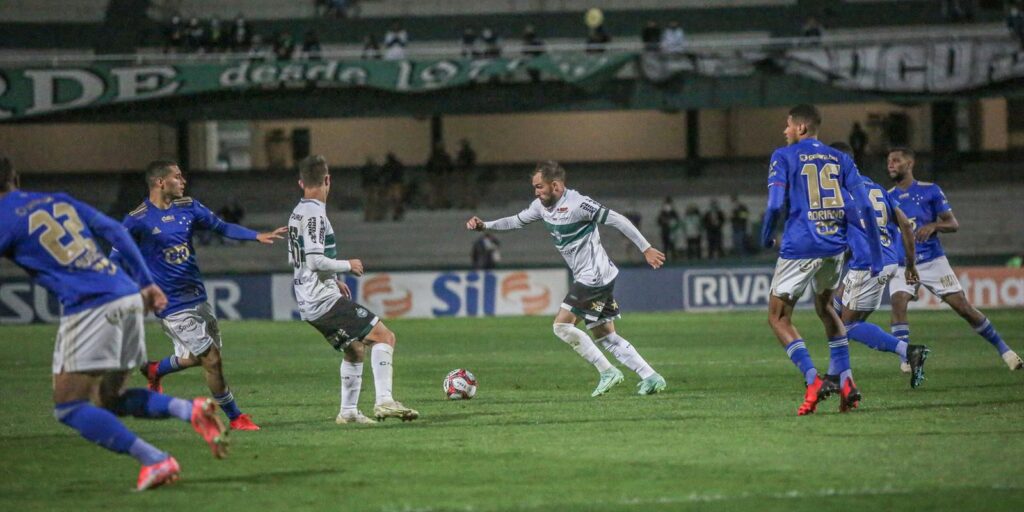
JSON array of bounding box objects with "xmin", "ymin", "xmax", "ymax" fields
[{"xmin": 443, "ymin": 368, "xmax": 478, "ymax": 400}]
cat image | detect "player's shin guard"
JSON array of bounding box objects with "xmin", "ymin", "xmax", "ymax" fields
[
  {"xmin": 784, "ymin": 339, "xmax": 817, "ymax": 386},
  {"xmin": 554, "ymin": 323, "xmax": 613, "ymax": 372},
  {"xmin": 213, "ymin": 391, "xmax": 242, "ymax": 420},
  {"xmin": 828, "ymin": 335, "xmax": 853, "ymax": 388},
  {"xmin": 847, "ymin": 322, "xmax": 907, "ymax": 358},
  {"xmin": 371, "ymin": 344, "xmax": 394, "ymax": 405},
  {"xmin": 112, "ymin": 389, "xmax": 192, "ymax": 422},
  {"xmin": 596, "ymin": 333, "xmax": 656, "ymax": 379},
  {"xmin": 974, "ymin": 318, "xmax": 1011, "ymax": 355},
  {"xmin": 340, "ymin": 361, "xmax": 363, "ymax": 413},
  {"xmin": 56, "ymin": 400, "xmax": 167, "ymax": 464}
]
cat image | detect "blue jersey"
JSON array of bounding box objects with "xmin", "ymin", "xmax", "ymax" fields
[
  {"xmin": 844, "ymin": 178, "xmax": 900, "ymax": 270},
  {"xmin": 0, "ymin": 191, "xmax": 144, "ymax": 315},
  {"xmin": 768, "ymin": 139, "xmax": 864, "ymax": 259},
  {"xmin": 118, "ymin": 197, "xmax": 257, "ymax": 318},
  {"xmin": 886, "ymin": 181, "xmax": 950, "ymax": 265}
]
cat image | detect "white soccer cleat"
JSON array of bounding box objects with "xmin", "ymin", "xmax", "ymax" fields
[
  {"xmin": 336, "ymin": 410, "xmax": 376, "ymax": 425},
  {"xmin": 899, "ymin": 361, "xmax": 912, "ymax": 374},
  {"xmin": 373, "ymin": 401, "xmax": 419, "ymax": 422},
  {"xmin": 1002, "ymin": 350, "xmax": 1023, "ymax": 371}
]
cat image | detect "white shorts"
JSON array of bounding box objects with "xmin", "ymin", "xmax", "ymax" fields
[
  {"xmin": 160, "ymin": 302, "xmax": 222, "ymax": 358},
  {"xmin": 770, "ymin": 253, "xmax": 845, "ymax": 301},
  {"xmin": 888, "ymin": 256, "xmax": 963, "ymax": 300},
  {"xmin": 52, "ymin": 294, "xmax": 146, "ymax": 374},
  {"xmin": 842, "ymin": 264, "xmax": 898, "ymax": 312}
]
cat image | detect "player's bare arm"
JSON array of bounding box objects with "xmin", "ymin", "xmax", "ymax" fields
[
  {"xmin": 140, "ymin": 284, "xmax": 168, "ymax": 314},
  {"xmin": 466, "ymin": 216, "xmax": 485, "ymax": 231},
  {"xmin": 915, "ymin": 210, "xmax": 958, "ymax": 242},
  {"xmin": 893, "ymin": 206, "xmax": 919, "ymax": 284},
  {"xmin": 644, "ymin": 247, "xmax": 665, "ymax": 269},
  {"xmin": 347, "ymin": 259, "xmax": 364, "ymax": 276},
  {"xmin": 256, "ymin": 226, "xmax": 288, "ymax": 244}
]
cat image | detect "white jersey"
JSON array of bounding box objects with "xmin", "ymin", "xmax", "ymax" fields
[
  {"xmin": 497, "ymin": 189, "xmax": 619, "ymax": 286},
  {"xmin": 288, "ymin": 199, "xmax": 342, "ymax": 321}
]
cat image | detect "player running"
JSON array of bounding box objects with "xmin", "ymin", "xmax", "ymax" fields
[
  {"xmin": 760, "ymin": 105, "xmax": 884, "ymax": 415},
  {"xmin": 829, "ymin": 142, "xmax": 930, "ymax": 388},
  {"xmin": 885, "ymin": 147, "xmax": 1022, "ymax": 371},
  {"xmin": 0, "ymin": 157, "xmax": 228, "ymax": 491},
  {"xmin": 119, "ymin": 161, "xmax": 286, "ymax": 431},
  {"xmin": 466, "ymin": 160, "xmax": 668, "ymax": 397},
  {"xmin": 289, "ymin": 155, "xmax": 418, "ymax": 424}
]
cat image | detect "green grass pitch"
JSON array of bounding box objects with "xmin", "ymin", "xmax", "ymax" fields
[{"xmin": 1, "ymin": 310, "xmax": 1022, "ymax": 511}]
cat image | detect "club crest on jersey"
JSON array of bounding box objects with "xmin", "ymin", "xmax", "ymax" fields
[
  {"xmin": 356, "ymin": 307, "xmax": 369, "ymax": 318},
  {"xmin": 161, "ymin": 215, "xmax": 175, "ymax": 223}
]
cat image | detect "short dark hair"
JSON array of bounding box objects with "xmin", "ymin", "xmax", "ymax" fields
[
  {"xmin": 788, "ymin": 104, "xmax": 821, "ymax": 132},
  {"xmin": 533, "ymin": 160, "xmax": 566, "ymax": 183},
  {"xmin": 299, "ymin": 155, "xmax": 330, "ymax": 186},
  {"xmin": 145, "ymin": 160, "xmax": 178, "ymax": 187},
  {"xmin": 829, "ymin": 141, "xmax": 854, "ymax": 157},
  {"xmin": 0, "ymin": 156, "xmax": 17, "ymax": 192},
  {"xmin": 888, "ymin": 146, "xmax": 915, "ymax": 160}
]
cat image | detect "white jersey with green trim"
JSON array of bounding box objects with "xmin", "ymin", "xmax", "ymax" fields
[
  {"xmin": 495, "ymin": 189, "xmax": 618, "ymax": 286},
  {"xmin": 287, "ymin": 198, "xmax": 342, "ymax": 321}
]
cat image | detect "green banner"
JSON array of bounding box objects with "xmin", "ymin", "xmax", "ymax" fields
[{"xmin": 0, "ymin": 54, "xmax": 635, "ymax": 121}]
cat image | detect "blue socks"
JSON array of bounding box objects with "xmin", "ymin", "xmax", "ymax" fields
[
  {"xmin": 112, "ymin": 388, "xmax": 192, "ymax": 422},
  {"xmin": 55, "ymin": 400, "xmax": 168, "ymax": 465},
  {"xmin": 785, "ymin": 340, "xmax": 818, "ymax": 385},
  {"xmin": 975, "ymin": 318, "xmax": 1011, "ymax": 355},
  {"xmin": 828, "ymin": 335, "xmax": 852, "ymax": 387},
  {"xmin": 891, "ymin": 323, "xmax": 910, "ymax": 363},
  {"xmin": 213, "ymin": 391, "xmax": 242, "ymax": 420},
  {"xmin": 156, "ymin": 356, "xmax": 183, "ymax": 377},
  {"xmin": 848, "ymin": 322, "xmax": 908, "ymax": 358}
]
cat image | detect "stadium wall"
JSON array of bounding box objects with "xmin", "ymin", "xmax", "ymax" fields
[{"xmin": 2, "ymin": 266, "xmax": 1022, "ymax": 324}]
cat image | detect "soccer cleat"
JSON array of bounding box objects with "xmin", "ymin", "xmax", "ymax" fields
[
  {"xmin": 1002, "ymin": 350, "xmax": 1023, "ymax": 371},
  {"xmin": 839, "ymin": 377, "xmax": 862, "ymax": 413},
  {"xmin": 636, "ymin": 373, "xmax": 667, "ymax": 395},
  {"xmin": 136, "ymin": 456, "xmax": 180, "ymax": 491},
  {"xmin": 591, "ymin": 367, "xmax": 624, "ymax": 397},
  {"xmin": 907, "ymin": 345, "xmax": 930, "ymax": 388},
  {"xmin": 191, "ymin": 398, "xmax": 229, "ymax": 459},
  {"xmin": 373, "ymin": 401, "xmax": 419, "ymax": 422},
  {"xmin": 336, "ymin": 410, "xmax": 376, "ymax": 425},
  {"xmin": 139, "ymin": 361, "xmax": 163, "ymax": 393},
  {"xmin": 796, "ymin": 375, "xmax": 834, "ymax": 416},
  {"xmin": 899, "ymin": 361, "xmax": 912, "ymax": 374},
  {"xmin": 229, "ymin": 413, "xmax": 260, "ymax": 431}
]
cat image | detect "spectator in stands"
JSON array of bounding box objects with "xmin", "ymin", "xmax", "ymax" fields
[
  {"xmin": 274, "ymin": 32, "xmax": 295, "ymax": 61},
  {"xmin": 1009, "ymin": 2, "xmax": 1024, "ymax": 48},
  {"xmin": 942, "ymin": 0, "xmax": 971, "ymax": 22},
  {"xmin": 657, "ymin": 197, "xmax": 680, "ymax": 260},
  {"xmin": 207, "ymin": 17, "xmax": 225, "ymax": 52},
  {"xmin": 683, "ymin": 204, "xmax": 702, "ymax": 260},
  {"xmin": 383, "ymin": 152, "xmax": 407, "ymax": 221},
  {"xmin": 472, "ymin": 233, "xmax": 502, "ymax": 270},
  {"xmin": 848, "ymin": 122, "xmax": 868, "ymax": 167},
  {"xmin": 729, "ymin": 194, "xmax": 750, "ymax": 257},
  {"xmin": 362, "ymin": 34, "xmax": 382, "ymax": 60},
  {"xmin": 521, "ymin": 25, "xmax": 545, "ymax": 82},
  {"xmin": 301, "ymin": 31, "xmax": 323, "ymax": 60},
  {"xmin": 384, "ymin": 23, "xmax": 409, "ymax": 60},
  {"xmin": 586, "ymin": 25, "xmax": 611, "ymax": 54},
  {"xmin": 801, "ymin": 16, "xmax": 823, "ymax": 45},
  {"xmin": 461, "ymin": 28, "xmax": 480, "ymax": 58},
  {"xmin": 165, "ymin": 15, "xmax": 184, "ymax": 54},
  {"xmin": 660, "ymin": 21, "xmax": 685, "ymax": 55},
  {"xmin": 456, "ymin": 139, "xmax": 478, "ymax": 208},
  {"xmin": 641, "ymin": 21, "xmax": 661, "ymax": 53},
  {"xmin": 185, "ymin": 17, "xmax": 205, "ymax": 53},
  {"xmin": 482, "ymin": 28, "xmax": 501, "ymax": 58},
  {"xmin": 426, "ymin": 142, "xmax": 454, "ymax": 210},
  {"xmin": 230, "ymin": 14, "xmax": 252, "ymax": 52},
  {"xmin": 703, "ymin": 199, "xmax": 725, "ymax": 259},
  {"xmin": 361, "ymin": 157, "xmax": 385, "ymax": 222}
]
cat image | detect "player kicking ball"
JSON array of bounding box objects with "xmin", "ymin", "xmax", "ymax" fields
[
  {"xmin": 466, "ymin": 161, "xmax": 667, "ymax": 397},
  {"xmin": 885, "ymin": 147, "xmax": 1022, "ymax": 371},
  {"xmin": 289, "ymin": 156, "xmax": 418, "ymax": 424},
  {"xmin": 761, "ymin": 105, "xmax": 885, "ymax": 415},
  {"xmin": 0, "ymin": 157, "xmax": 228, "ymax": 491}
]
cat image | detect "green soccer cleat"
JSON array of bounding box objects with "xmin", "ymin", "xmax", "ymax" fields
[
  {"xmin": 636, "ymin": 373, "xmax": 667, "ymax": 395},
  {"xmin": 591, "ymin": 367, "xmax": 624, "ymax": 397}
]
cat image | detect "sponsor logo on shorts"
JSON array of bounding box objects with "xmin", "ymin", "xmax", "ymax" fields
[
  {"xmin": 799, "ymin": 261, "xmax": 814, "ymax": 272},
  {"xmin": 356, "ymin": 307, "xmax": 368, "ymax": 318}
]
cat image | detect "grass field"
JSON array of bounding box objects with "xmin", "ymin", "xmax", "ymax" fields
[{"xmin": 1, "ymin": 310, "xmax": 1023, "ymax": 511}]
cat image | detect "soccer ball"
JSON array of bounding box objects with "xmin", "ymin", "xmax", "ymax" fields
[{"xmin": 443, "ymin": 369, "xmax": 477, "ymax": 400}]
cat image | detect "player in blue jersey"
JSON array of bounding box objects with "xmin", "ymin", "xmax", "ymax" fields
[
  {"xmin": 117, "ymin": 161, "xmax": 287, "ymax": 431},
  {"xmin": 885, "ymin": 148, "xmax": 1022, "ymax": 371},
  {"xmin": 760, "ymin": 105, "xmax": 884, "ymax": 416},
  {"xmin": 0, "ymin": 157, "xmax": 228, "ymax": 491},
  {"xmin": 828, "ymin": 142, "xmax": 931, "ymax": 388}
]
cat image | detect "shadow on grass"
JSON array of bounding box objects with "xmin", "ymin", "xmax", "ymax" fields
[{"xmin": 185, "ymin": 467, "xmax": 346, "ymax": 486}]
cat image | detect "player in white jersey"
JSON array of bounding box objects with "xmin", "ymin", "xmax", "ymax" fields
[
  {"xmin": 466, "ymin": 161, "xmax": 668, "ymax": 396},
  {"xmin": 288, "ymin": 155, "xmax": 418, "ymax": 423}
]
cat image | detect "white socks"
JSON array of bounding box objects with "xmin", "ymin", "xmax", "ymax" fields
[
  {"xmin": 339, "ymin": 361, "xmax": 362, "ymax": 413},
  {"xmin": 597, "ymin": 333, "xmax": 656, "ymax": 379},
  {"xmin": 553, "ymin": 323, "xmax": 613, "ymax": 372},
  {"xmin": 371, "ymin": 343, "xmax": 394, "ymax": 405}
]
